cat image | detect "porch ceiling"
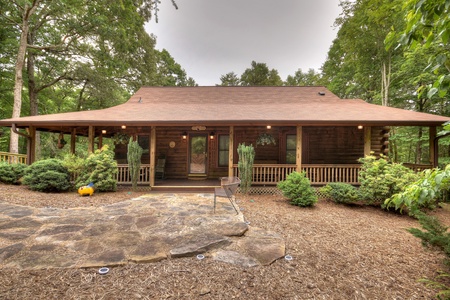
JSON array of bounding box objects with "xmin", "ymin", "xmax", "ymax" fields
[{"xmin": 1, "ymin": 86, "xmax": 449, "ymax": 133}]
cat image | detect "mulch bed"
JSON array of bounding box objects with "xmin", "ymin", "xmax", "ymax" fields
[{"xmin": 1, "ymin": 183, "xmax": 450, "ymax": 299}]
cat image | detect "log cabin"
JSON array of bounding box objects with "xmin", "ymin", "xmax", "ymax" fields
[{"xmin": 0, "ymin": 86, "xmax": 449, "ymax": 191}]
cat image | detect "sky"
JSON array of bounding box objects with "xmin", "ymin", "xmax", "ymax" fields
[{"xmin": 145, "ymin": 0, "xmax": 343, "ymax": 86}]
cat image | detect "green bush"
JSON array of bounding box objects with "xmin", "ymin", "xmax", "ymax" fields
[
  {"xmin": 75, "ymin": 145, "xmax": 118, "ymax": 192},
  {"xmin": 0, "ymin": 162, "xmax": 27, "ymax": 184},
  {"xmin": 61, "ymin": 153, "xmax": 86, "ymax": 179},
  {"xmin": 277, "ymin": 171, "xmax": 317, "ymax": 207},
  {"xmin": 22, "ymin": 159, "xmax": 71, "ymax": 192},
  {"xmin": 320, "ymin": 182, "xmax": 360, "ymax": 204},
  {"xmin": 385, "ymin": 164, "xmax": 450, "ymax": 214},
  {"xmin": 358, "ymin": 154, "xmax": 420, "ymax": 204}
]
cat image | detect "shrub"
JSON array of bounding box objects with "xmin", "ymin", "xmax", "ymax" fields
[
  {"xmin": 61, "ymin": 153, "xmax": 85, "ymax": 181},
  {"xmin": 320, "ymin": 182, "xmax": 360, "ymax": 204},
  {"xmin": 22, "ymin": 159, "xmax": 71, "ymax": 192},
  {"xmin": 358, "ymin": 154, "xmax": 420, "ymax": 204},
  {"xmin": 277, "ymin": 171, "xmax": 317, "ymax": 207},
  {"xmin": 0, "ymin": 162, "xmax": 27, "ymax": 184},
  {"xmin": 75, "ymin": 145, "xmax": 118, "ymax": 192},
  {"xmin": 385, "ymin": 164, "xmax": 450, "ymax": 214}
]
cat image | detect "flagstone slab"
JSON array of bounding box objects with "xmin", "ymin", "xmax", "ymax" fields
[{"xmin": 0, "ymin": 193, "xmax": 286, "ymax": 269}]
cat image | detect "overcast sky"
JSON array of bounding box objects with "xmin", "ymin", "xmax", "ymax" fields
[{"xmin": 145, "ymin": 0, "xmax": 343, "ymax": 86}]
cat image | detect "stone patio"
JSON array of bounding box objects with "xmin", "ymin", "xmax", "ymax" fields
[{"xmin": 0, "ymin": 193, "xmax": 285, "ymax": 270}]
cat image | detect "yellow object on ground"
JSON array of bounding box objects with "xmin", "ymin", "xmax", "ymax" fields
[{"xmin": 78, "ymin": 184, "xmax": 94, "ymax": 196}]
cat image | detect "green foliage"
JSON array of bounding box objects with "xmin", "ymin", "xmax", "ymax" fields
[
  {"xmin": 320, "ymin": 182, "xmax": 360, "ymax": 205},
  {"xmin": 408, "ymin": 211, "xmax": 450, "ymax": 256},
  {"xmin": 127, "ymin": 137, "xmax": 143, "ymax": 191},
  {"xmin": 75, "ymin": 145, "xmax": 118, "ymax": 192},
  {"xmin": 277, "ymin": 171, "xmax": 318, "ymax": 207},
  {"xmin": 408, "ymin": 209, "xmax": 450, "ymax": 298},
  {"xmin": 397, "ymin": 0, "xmax": 450, "ymax": 98},
  {"xmin": 22, "ymin": 159, "xmax": 71, "ymax": 192},
  {"xmin": 284, "ymin": 68, "xmax": 322, "ymax": 86},
  {"xmin": 385, "ymin": 164, "xmax": 450, "ymax": 214},
  {"xmin": 240, "ymin": 61, "xmax": 283, "ymax": 86},
  {"xmin": 61, "ymin": 153, "xmax": 86, "ymax": 180},
  {"xmin": 237, "ymin": 143, "xmax": 255, "ymax": 194},
  {"xmin": 358, "ymin": 154, "xmax": 420, "ymax": 204},
  {"xmin": 219, "ymin": 72, "xmax": 240, "ymax": 86},
  {"xmin": 0, "ymin": 162, "xmax": 27, "ymax": 184}
]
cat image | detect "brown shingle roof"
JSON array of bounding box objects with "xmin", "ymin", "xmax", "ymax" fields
[{"xmin": 1, "ymin": 86, "xmax": 449, "ymax": 128}]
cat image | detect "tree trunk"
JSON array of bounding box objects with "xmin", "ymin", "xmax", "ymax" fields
[
  {"xmin": 27, "ymin": 44, "xmax": 41, "ymax": 160},
  {"xmin": 381, "ymin": 57, "xmax": 391, "ymax": 107},
  {"xmin": 9, "ymin": 1, "xmax": 42, "ymax": 154},
  {"xmin": 10, "ymin": 20, "xmax": 29, "ymax": 154}
]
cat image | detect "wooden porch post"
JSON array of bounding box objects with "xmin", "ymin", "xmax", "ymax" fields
[
  {"xmin": 70, "ymin": 128, "xmax": 76, "ymax": 154},
  {"xmin": 150, "ymin": 126, "xmax": 156, "ymax": 187},
  {"xmin": 98, "ymin": 134, "xmax": 103, "ymax": 149},
  {"xmin": 27, "ymin": 126, "xmax": 36, "ymax": 164},
  {"xmin": 429, "ymin": 126, "xmax": 437, "ymax": 166},
  {"xmin": 364, "ymin": 126, "xmax": 371, "ymax": 157},
  {"xmin": 228, "ymin": 126, "xmax": 234, "ymax": 178},
  {"xmin": 296, "ymin": 126, "xmax": 302, "ymax": 172},
  {"xmin": 88, "ymin": 126, "xmax": 95, "ymax": 154}
]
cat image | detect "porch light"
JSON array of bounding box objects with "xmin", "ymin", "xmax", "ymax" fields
[
  {"xmin": 121, "ymin": 125, "xmax": 126, "ymax": 129},
  {"xmin": 209, "ymin": 132, "xmax": 215, "ymax": 140},
  {"xmin": 266, "ymin": 125, "xmax": 272, "ymax": 129},
  {"xmin": 357, "ymin": 125, "xmax": 363, "ymax": 130},
  {"xmin": 182, "ymin": 132, "xmax": 187, "ymax": 139},
  {"xmin": 101, "ymin": 129, "xmax": 106, "ymax": 134}
]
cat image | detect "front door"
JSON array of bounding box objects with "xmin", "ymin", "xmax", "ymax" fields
[{"xmin": 189, "ymin": 134, "xmax": 208, "ymax": 174}]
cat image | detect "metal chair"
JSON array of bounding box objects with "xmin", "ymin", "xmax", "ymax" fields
[{"xmin": 214, "ymin": 177, "xmax": 241, "ymax": 214}]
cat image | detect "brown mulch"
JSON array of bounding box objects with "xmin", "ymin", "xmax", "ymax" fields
[{"xmin": 1, "ymin": 183, "xmax": 450, "ymax": 299}]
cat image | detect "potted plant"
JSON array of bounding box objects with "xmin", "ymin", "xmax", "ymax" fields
[
  {"xmin": 256, "ymin": 133, "xmax": 276, "ymax": 146},
  {"xmin": 57, "ymin": 133, "xmax": 67, "ymax": 149}
]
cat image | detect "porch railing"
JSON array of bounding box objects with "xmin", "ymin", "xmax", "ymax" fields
[
  {"xmin": 232, "ymin": 164, "xmax": 361, "ymax": 185},
  {"xmin": 116, "ymin": 164, "xmax": 151, "ymax": 184},
  {"xmin": 302, "ymin": 164, "xmax": 361, "ymax": 185},
  {"xmin": 0, "ymin": 152, "xmax": 28, "ymax": 164},
  {"xmin": 232, "ymin": 164, "xmax": 297, "ymax": 185}
]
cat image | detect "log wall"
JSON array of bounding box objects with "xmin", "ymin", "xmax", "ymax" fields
[{"xmin": 113, "ymin": 125, "xmax": 389, "ymax": 179}]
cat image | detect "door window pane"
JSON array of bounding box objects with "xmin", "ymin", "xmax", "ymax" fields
[{"xmin": 190, "ymin": 135, "xmax": 207, "ymax": 173}]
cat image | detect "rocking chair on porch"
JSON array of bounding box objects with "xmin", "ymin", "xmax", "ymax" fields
[
  {"xmin": 214, "ymin": 177, "xmax": 241, "ymax": 214},
  {"xmin": 155, "ymin": 158, "xmax": 166, "ymax": 179}
]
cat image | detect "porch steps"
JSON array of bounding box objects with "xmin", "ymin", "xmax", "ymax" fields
[{"xmin": 187, "ymin": 174, "xmax": 208, "ymax": 181}]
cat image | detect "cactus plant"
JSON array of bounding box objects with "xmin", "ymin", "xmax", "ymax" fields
[
  {"xmin": 237, "ymin": 143, "xmax": 255, "ymax": 194},
  {"xmin": 127, "ymin": 137, "xmax": 143, "ymax": 191}
]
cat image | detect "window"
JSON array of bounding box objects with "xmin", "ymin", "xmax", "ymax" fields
[
  {"xmin": 286, "ymin": 134, "xmax": 296, "ymax": 164},
  {"xmin": 218, "ymin": 135, "xmax": 229, "ymax": 167}
]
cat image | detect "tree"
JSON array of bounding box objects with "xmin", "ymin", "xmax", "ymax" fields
[
  {"xmin": 284, "ymin": 68, "xmax": 322, "ymax": 86},
  {"xmin": 322, "ymin": 0, "xmax": 405, "ymax": 105},
  {"xmin": 394, "ymin": 0, "xmax": 450, "ymax": 98},
  {"xmin": 219, "ymin": 72, "xmax": 240, "ymax": 86},
  {"xmin": 2, "ymin": 1, "xmax": 41, "ymax": 154},
  {"xmin": 0, "ymin": 0, "xmax": 184, "ymax": 155},
  {"xmin": 240, "ymin": 61, "xmax": 283, "ymax": 86},
  {"xmin": 154, "ymin": 49, "xmax": 197, "ymax": 86}
]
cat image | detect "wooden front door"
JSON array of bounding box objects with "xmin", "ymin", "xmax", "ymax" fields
[{"xmin": 189, "ymin": 134, "xmax": 207, "ymax": 174}]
